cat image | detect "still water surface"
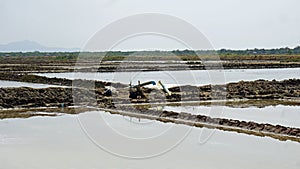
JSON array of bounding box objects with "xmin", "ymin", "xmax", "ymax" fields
[{"xmin": 0, "ymin": 111, "xmax": 299, "ymax": 169}]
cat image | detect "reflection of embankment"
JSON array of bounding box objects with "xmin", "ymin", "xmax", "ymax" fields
[{"xmin": 0, "ymin": 107, "xmax": 94, "ymax": 119}]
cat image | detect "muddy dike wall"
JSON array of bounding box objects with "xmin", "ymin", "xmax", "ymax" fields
[
  {"xmin": 0, "ymin": 87, "xmax": 114, "ymax": 109},
  {"xmin": 226, "ymin": 79, "xmax": 300, "ymax": 99},
  {"xmin": 167, "ymin": 79, "xmax": 300, "ymax": 101}
]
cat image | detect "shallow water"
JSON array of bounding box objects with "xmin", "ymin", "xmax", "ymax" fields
[
  {"xmin": 39, "ymin": 67, "xmax": 300, "ymax": 86},
  {"xmin": 164, "ymin": 105, "xmax": 300, "ymax": 128},
  {"xmin": 0, "ymin": 80, "xmax": 63, "ymax": 88},
  {"xmin": 0, "ymin": 111, "xmax": 299, "ymax": 169}
]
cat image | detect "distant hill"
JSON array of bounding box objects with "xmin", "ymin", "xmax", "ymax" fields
[{"xmin": 0, "ymin": 40, "xmax": 80, "ymax": 52}]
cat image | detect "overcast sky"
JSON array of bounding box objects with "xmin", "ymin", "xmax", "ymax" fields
[{"xmin": 0, "ymin": 0, "xmax": 300, "ymax": 50}]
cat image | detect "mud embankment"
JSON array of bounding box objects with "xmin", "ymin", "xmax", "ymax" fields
[
  {"xmin": 0, "ymin": 87, "xmax": 112, "ymax": 109},
  {"xmin": 167, "ymin": 79, "xmax": 300, "ymax": 101}
]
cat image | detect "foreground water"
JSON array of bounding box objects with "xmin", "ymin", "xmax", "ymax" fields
[
  {"xmin": 0, "ymin": 111, "xmax": 299, "ymax": 169},
  {"xmin": 39, "ymin": 68, "xmax": 300, "ymax": 86}
]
